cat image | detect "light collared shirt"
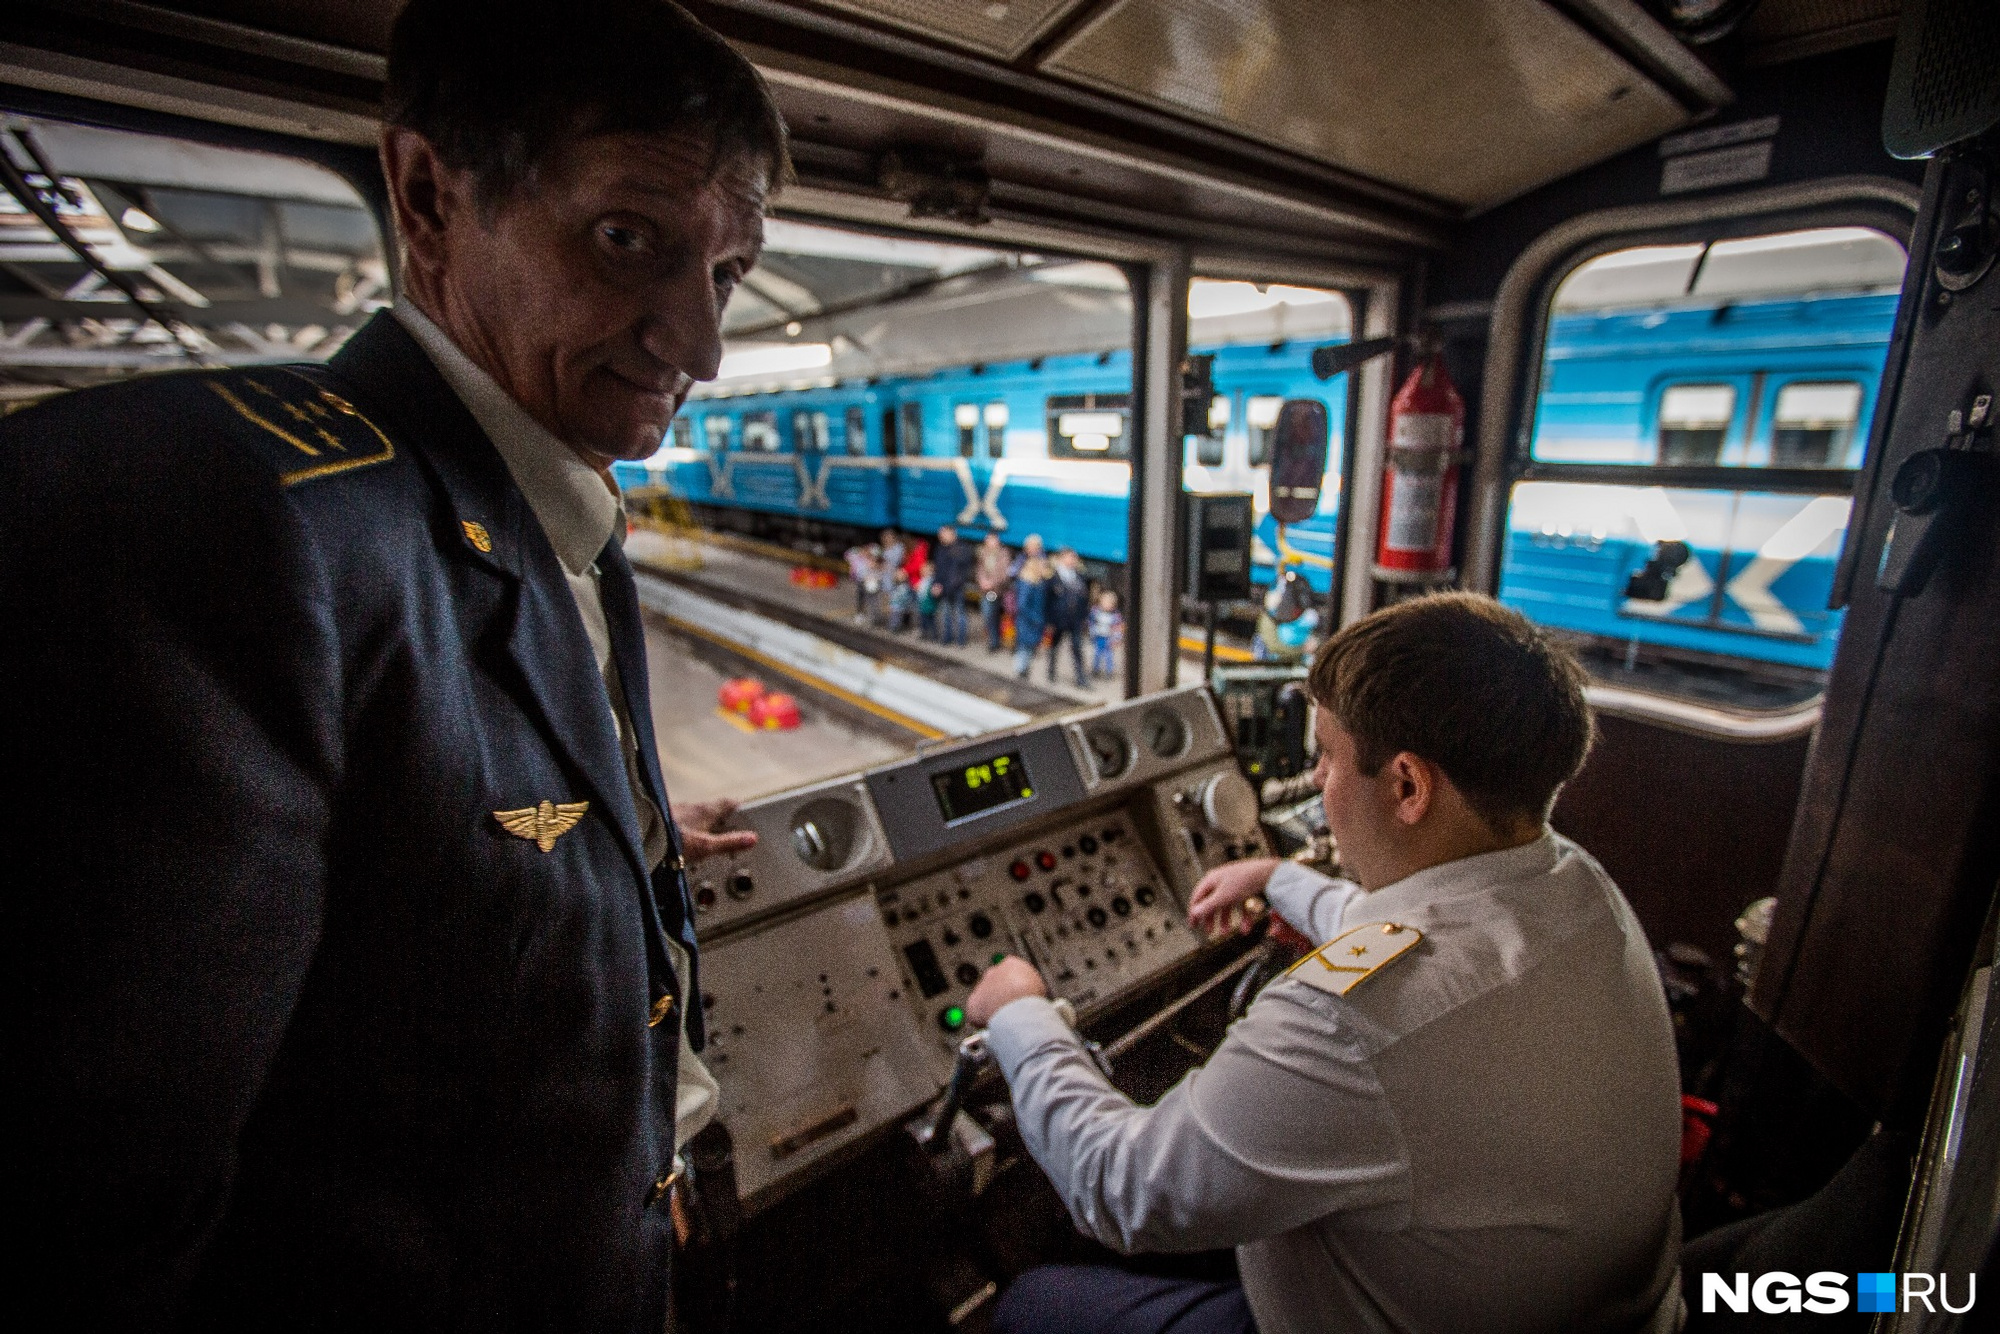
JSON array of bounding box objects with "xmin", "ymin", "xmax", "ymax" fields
[
  {"xmin": 395, "ymin": 299, "xmax": 718, "ymax": 1149},
  {"xmin": 986, "ymin": 832, "xmax": 1684, "ymax": 1334}
]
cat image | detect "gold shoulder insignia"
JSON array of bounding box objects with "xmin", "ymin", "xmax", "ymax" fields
[
  {"xmin": 495, "ymin": 799, "xmax": 590, "ymax": 852},
  {"xmin": 1284, "ymin": 921, "xmax": 1423, "ymax": 997},
  {"xmin": 204, "ymin": 367, "xmax": 395, "ymax": 487}
]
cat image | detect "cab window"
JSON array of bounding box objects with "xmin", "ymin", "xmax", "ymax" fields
[
  {"xmin": 670, "ymin": 418, "xmax": 693, "ymax": 451},
  {"xmin": 1657, "ymin": 384, "xmax": 1736, "ymax": 465},
  {"xmin": 984, "ymin": 401, "xmax": 1008, "ymax": 458},
  {"xmin": 898, "ymin": 401, "xmax": 924, "ymax": 456},
  {"xmin": 705, "ymin": 414, "xmax": 734, "ymax": 452},
  {"xmin": 1497, "ymin": 224, "xmax": 1906, "ymax": 710},
  {"xmin": 845, "ymin": 405, "xmax": 867, "ymax": 455},
  {"xmin": 1771, "ymin": 381, "xmax": 1864, "ymax": 468},
  {"xmin": 1047, "ymin": 393, "xmax": 1131, "ymax": 460},
  {"xmin": 792, "ymin": 409, "xmax": 830, "ymax": 452},
  {"xmin": 955, "ymin": 402, "xmax": 979, "ymax": 457},
  {"xmin": 742, "ymin": 410, "xmax": 781, "ymax": 452}
]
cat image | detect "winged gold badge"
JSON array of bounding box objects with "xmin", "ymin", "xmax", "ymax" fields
[{"xmin": 494, "ymin": 799, "xmax": 590, "ymax": 852}]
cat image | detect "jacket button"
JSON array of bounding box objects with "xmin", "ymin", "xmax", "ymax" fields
[{"xmin": 648, "ymin": 993, "xmax": 674, "ymax": 1028}]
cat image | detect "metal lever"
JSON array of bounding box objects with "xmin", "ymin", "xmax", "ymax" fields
[{"xmin": 916, "ymin": 998, "xmax": 1098, "ymax": 1149}]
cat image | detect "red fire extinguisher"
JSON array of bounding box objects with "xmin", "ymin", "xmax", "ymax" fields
[{"xmin": 1374, "ymin": 353, "xmax": 1465, "ymax": 579}]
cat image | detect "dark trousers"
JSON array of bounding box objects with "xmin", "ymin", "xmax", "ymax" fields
[
  {"xmin": 995, "ymin": 1266, "xmax": 1257, "ymax": 1334},
  {"xmin": 1048, "ymin": 623, "xmax": 1087, "ymax": 685},
  {"xmin": 983, "ymin": 593, "xmax": 1005, "ymax": 650}
]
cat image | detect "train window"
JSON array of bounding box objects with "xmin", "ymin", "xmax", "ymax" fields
[
  {"xmin": 984, "ymin": 401, "xmax": 1008, "ymax": 458},
  {"xmin": 792, "ymin": 409, "xmax": 830, "ymax": 453},
  {"xmin": 1657, "ymin": 384, "xmax": 1737, "ymax": 465},
  {"xmin": 1047, "ymin": 393, "xmax": 1131, "ymax": 460},
  {"xmin": 955, "ymin": 402, "xmax": 980, "ymax": 457},
  {"xmin": 1245, "ymin": 396, "xmax": 1284, "ymax": 466},
  {"xmin": 0, "ymin": 115, "xmax": 386, "ymax": 408},
  {"xmin": 705, "ymin": 415, "xmax": 734, "ymax": 452},
  {"xmin": 742, "ymin": 410, "xmax": 780, "ymax": 451},
  {"xmin": 670, "ymin": 418, "xmax": 693, "ymax": 451},
  {"xmin": 898, "ymin": 401, "xmax": 924, "ymax": 456},
  {"xmin": 1499, "ymin": 223, "xmax": 1906, "ymax": 711},
  {"xmin": 1771, "ymin": 381, "xmax": 1864, "ymax": 468},
  {"xmin": 845, "ymin": 406, "xmax": 867, "ymax": 456},
  {"xmin": 1194, "ymin": 395, "xmax": 1227, "ymax": 467}
]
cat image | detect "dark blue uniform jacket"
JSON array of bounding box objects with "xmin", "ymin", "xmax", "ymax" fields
[{"xmin": 0, "ymin": 313, "xmax": 700, "ymax": 1332}]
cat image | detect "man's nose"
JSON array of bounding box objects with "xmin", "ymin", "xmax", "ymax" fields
[{"xmin": 640, "ymin": 271, "xmax": 727, "ymax": 382}]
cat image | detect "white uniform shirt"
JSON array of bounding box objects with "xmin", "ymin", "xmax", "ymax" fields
[
  {"xmin": 985, "ymin": 832, "xmax": 1684, "ymax": 1334},
  {"xmin": 395, "ymin": 300, "xmax": 719, "ymax": 1150}
]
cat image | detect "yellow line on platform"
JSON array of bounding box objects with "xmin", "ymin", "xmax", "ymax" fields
[
  {"xmin": 664, "ymin": 614, "xmax": 948, "ymax": 741},
  {"xmin": 1178, "ymin": 634, "xmax": 1257, "ymax": 663},
  {"xmin": 715, "ymin": 707, "xmax": 760, "ymax": 734}
]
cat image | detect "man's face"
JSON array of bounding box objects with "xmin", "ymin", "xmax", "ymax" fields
[
  {"xmin": 439, "ymin": 131, "xmax": 766, "ymax": 466},
  {"xmin": 1311, "ymin": 708, "xmax": 1404, "ymax": 892}
]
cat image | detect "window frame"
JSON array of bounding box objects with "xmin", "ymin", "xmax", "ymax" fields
[{"xmin": 1468, "ymin": 182, "xmax": 1920, "ymax": 736}]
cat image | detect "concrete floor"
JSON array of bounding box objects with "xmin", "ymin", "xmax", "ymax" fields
[{"xmin": 641, "ymin": 613, "xmax": 908, "ymax": 806}]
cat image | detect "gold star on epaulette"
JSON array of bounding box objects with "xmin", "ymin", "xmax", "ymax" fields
[
  {"xmin": 205, "ymin": 368, "xmax": 397, "ymax": 486},
  {"xmin": 1285, "ymin": 922, "xmax": 1424, "ymax": 997}
]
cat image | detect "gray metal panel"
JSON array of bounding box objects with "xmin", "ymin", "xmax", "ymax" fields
[
  {"xmin": 866, "ymin": 724, "xmax": 1087, "ymax": 864},
  {"xmin": 701, "ymin": 890, "xmax": 942, "ymax": 1208},
  {"xmin": 1041, "ymin": 0, "xmax": 1690, "ymax": 212},
  {"xmin": 690, "ymin": 771, "xmax": 895, "ymax": 935}
]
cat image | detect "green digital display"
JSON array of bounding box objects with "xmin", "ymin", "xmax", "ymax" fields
[{"xmin": 932, "ymin": 749, "xmax": 1034, "ymax": 825}]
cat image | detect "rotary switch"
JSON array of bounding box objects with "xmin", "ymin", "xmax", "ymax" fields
[{"xmin": 1186, "ymin": 772, "xmax": 1259, "ymax": 839}]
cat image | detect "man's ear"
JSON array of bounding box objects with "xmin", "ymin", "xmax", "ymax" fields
[
  {"xmin": 1386, "ymin": 751, "xmax": 1438, "ymax": 826},
  {"xmin": 379, "ymin": 127, "xmax": 469, "ymax": 287}
]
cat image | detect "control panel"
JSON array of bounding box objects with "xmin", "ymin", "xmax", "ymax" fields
[
  {"xmin": 690, "ymin": 683, "xmax": 1270, "ymax": 1209},
  {"xmin": 876, "ymin": 808, "xmax": 1197, "ymax": 1060}
]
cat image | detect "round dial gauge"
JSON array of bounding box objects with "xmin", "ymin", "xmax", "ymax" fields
[
  {"xmin": 1139, "ymin": 707, "xmax": 1191, "ymax": 759},
  {"xmin": 1084, "ymin": 724, "xmax": 1133, "ymax": 781}
]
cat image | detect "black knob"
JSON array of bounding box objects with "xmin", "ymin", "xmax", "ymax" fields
[
  {"xmin": 1023, "ymin": 892, "xmax": 1046, "ymax": 914},
  {"xmin": 726, "ymin": 871, "xmax": 754, "ymax": 900},
  {"xmin": 941, "ymin": 928, "xmax": 960, "ymax": 947},
  {"xmin": 1111, "ymin": 896, "xmax": 1131, "ymax": 916},
  {"xmin": 1134, "ymin": 886, "xmax": 1156, "ymax": 907},
  {"xmin": 1086, "ymin": 907, "xmax": 1108, "ymax": 929},
  {"xmin": 1079, "ymin": 834, "xmax": 1099, "ymax": 855},
  {"xmin": 955, "ymin": 962, "xmax": 980, "ymax": 986},
  {"xmin": 968, "ymin": 912, "xmax": 994, "ymax": 939},
  {"xmin": 1189, "ymin": 830, "xmax": 1206, "ymax": 854}
]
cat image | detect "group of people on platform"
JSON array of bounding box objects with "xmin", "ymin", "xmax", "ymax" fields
[{"xmin": 844, "ymin": 526, "xmax": 1124, "ymax": 687}]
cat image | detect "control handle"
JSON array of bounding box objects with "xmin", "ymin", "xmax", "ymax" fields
[{"xmin": 916, "ymin": 999, "xmax": 1100, "ymax": 1150}]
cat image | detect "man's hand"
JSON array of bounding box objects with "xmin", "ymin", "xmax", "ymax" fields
[
  {"xmin": 1187, "ymin": 857, "xmax": 1282, "ymax": 939},
  {"xmin": 671, "ymin": 797, "xmax": 758, "ymax": 865},
  {"xmin": 964, "ymin": 956, "xmax": 1047, "ymax": 1027}
]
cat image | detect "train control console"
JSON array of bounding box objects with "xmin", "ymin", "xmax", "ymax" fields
[{"xmin": 693, "ymin": 683, "xmax": 1272, "ymax": 1209}]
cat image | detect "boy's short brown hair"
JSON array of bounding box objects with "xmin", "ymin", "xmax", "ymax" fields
[{"xmin": 1308, "ymin": 592, "xmax": 1594, "ymax": 827}]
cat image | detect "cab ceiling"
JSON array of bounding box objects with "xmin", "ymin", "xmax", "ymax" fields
[{"xmin": 0, "ymin": 0, "xmax": 1886, "ymax": 261}]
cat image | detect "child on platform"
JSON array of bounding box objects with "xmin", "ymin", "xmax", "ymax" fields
[{"xmin": 1088, "ymin": 588, "xmax": 1123, "ymax": 680}]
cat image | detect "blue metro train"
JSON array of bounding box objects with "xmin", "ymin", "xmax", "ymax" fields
[{"xmin": 615, "ymin": 289, "xmax": 1898, "ymax": 672}]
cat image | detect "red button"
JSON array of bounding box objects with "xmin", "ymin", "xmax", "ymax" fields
[
  {"xmin": 1009, "ymin": 860, "xmax": 1031, "ymax": 881},
  {"xmin": 1036, "ymin": 850, "xmax": 1057, "ymax": 871}
]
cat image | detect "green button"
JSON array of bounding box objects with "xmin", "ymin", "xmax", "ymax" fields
[
  {"xmin": 991, "ymin": 952, "xmax": 1006, "ymax": 965},
  {"xmin": 943, "ymin": 1005, "xmax": 966, "ymax": 1030}
]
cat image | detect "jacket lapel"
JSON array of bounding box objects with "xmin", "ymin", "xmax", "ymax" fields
[{"xmin": 326, "ymin": 314, "xmax": 653, "ymax": 886}]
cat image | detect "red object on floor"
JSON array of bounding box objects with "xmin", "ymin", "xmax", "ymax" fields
[
  {"xmin": 1679, "ymin": 1094, "xmax": 1719, "ymax": 1167},
  {"xmin": 749, "ymin": 691, "xmax": 802, "ymax": 730},
  {"xmin": 718, "ymin": 677, "xmax": 765, "ymax": 714}
]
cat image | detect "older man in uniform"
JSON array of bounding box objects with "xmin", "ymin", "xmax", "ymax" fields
[
  {"xmin": 1, "ymin": 2, "xmax": 780, "ymax": 1329},
  {"xmin": 967, "ymin": 593, "xmax": 1685, "ymax": 1334}
]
